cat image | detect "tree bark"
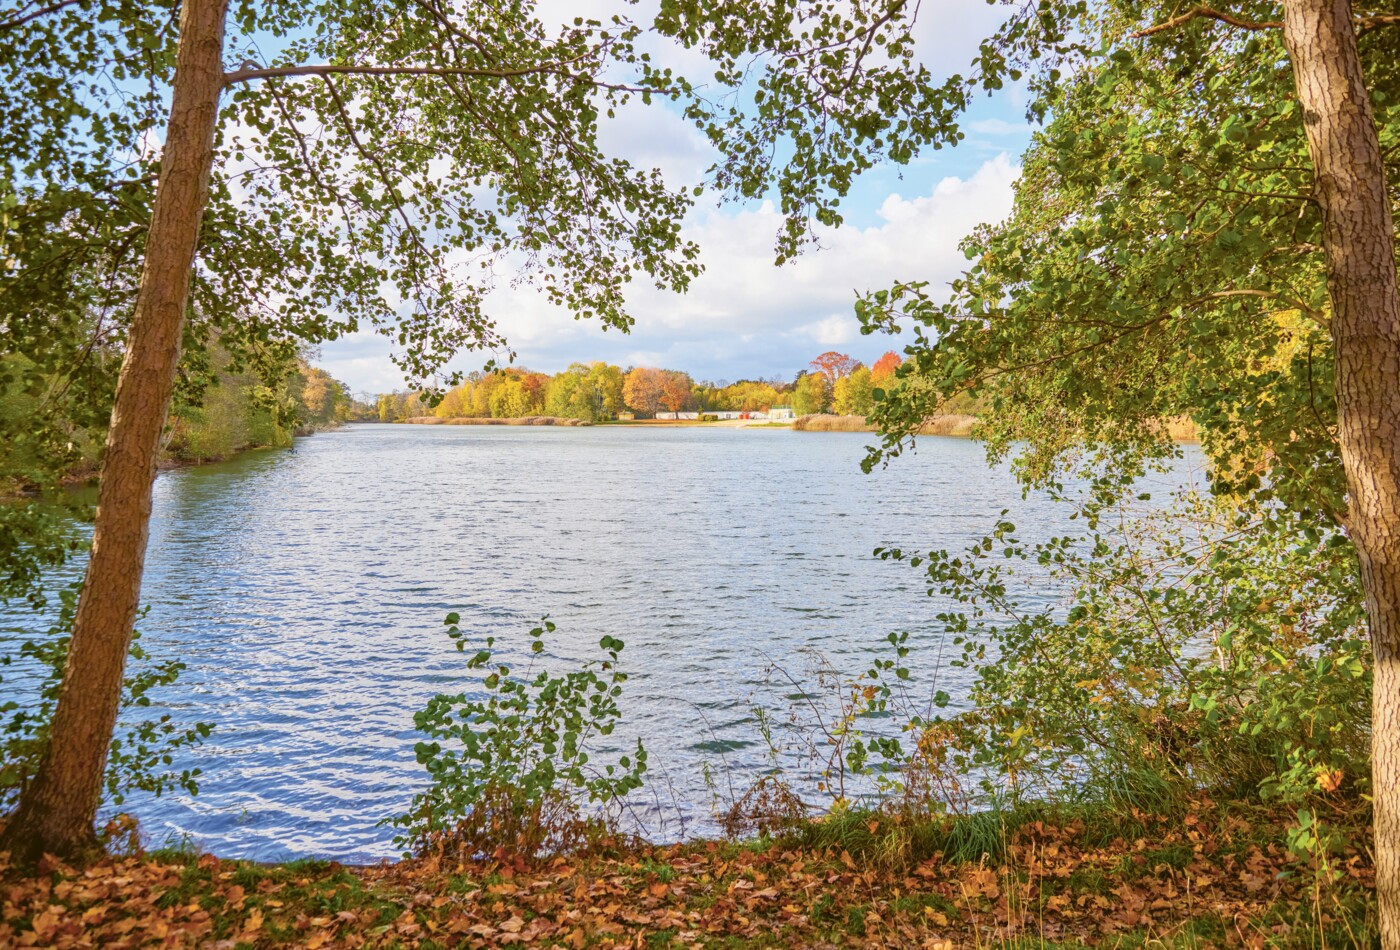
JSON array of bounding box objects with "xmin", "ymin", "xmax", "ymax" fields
[
  {"xmin": 0, "ymin": 0, "xmax": 228, "ymax": 862},
  {"xmin": 1281, "ymin": 0, "xmax": 1400, "ymax": 944}
]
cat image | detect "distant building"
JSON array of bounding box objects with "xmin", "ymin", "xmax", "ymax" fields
[
  {"xmin": 768, "ymin": 406, "xmax": 795, "ymax": 420},
  {"xmin": 655, "ymin": 411, "xmax": 700, "ymax": 420}
]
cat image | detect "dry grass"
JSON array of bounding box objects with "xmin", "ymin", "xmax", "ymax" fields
[
  {"xmin": 792, "ymin": 414, "xmax": 877, "ymax": 432},
  {"xmin": 794, "ymin": 414, "xmax": 1203, "ymax": 442},
  {"xmin": 793, "ymin": 414, "xmax": 977, "ymax": 436},
  {"xmin": 405, "ymin": 416, "xmax": 591, "ymax": 427},
  {"xmin": 1162, "ymin": 416, "xmax": 1200, "ymax": 443},
  {"xmin": 915, "ymin": 414, "xmax": 978, "ymax": 436}
]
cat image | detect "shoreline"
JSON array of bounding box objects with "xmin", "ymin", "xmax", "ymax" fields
[
  {"xmin": 0, "ymin": 425, "xmax": 341, "ymax": 502},
  {"xmin": 398, "ymin": 414, "xmax": 986, "ymax": 435}
]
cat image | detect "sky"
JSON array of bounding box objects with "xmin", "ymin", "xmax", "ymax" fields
[{"xmin": 316, "ymin": 1, "xmax": 1034, "ymax": 396}]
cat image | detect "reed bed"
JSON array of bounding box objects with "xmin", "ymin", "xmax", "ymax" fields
[{"xmin": 793, "ymin": 413, "xmax": 978, "ymax": 436}]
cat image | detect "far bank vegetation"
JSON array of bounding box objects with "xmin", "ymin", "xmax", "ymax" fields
[
  {"xmin": 377, "ymin": 350, "xmax": 919, "ymax": 424},
  {"xmin": 405, "ymin": 415, "xmax": 590, "ymax": 427}
]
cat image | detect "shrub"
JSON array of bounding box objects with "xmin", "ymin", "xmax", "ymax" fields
[
  {"xmin": 392, "ymin": 616, "xmax": 647, "ymax": 861},
  {"xmin": 878, "ymin": 491, "xmax": 1369, "ymax": 820}
]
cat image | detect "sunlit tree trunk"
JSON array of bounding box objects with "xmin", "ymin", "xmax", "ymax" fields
[
  {"xmin": 0, "ymin": 0, "xmax": 229, "ymax": 862},
  {"xmin": 1280, "ymin": 0, "xmax": 1400, "ymax": 944}
]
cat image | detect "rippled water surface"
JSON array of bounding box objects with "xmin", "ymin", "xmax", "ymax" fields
[{"xmin": 1, "ymin": 424, "xmax": 1201, "ymax": 860}]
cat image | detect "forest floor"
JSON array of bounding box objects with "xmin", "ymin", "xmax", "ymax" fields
[{"xmin": 0, "ymin": 801, "xmax": 1375, "ymax": 948}]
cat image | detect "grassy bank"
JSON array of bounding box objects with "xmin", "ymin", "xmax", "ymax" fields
[
  {"xmin": 793, "ymin": 413, "xmax": 978, "ymax": 436},
  {"xmin": 0, "ymin": 801, "xmax": 1373, "ymax": 947}
]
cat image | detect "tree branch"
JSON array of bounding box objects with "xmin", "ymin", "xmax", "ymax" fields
[
  {"xmin": 225, "ymin": 60, "xmax": 576, "ymax": 88},
  {"xmin": 0, "ymin": 0, "xmax": 83, "ymax": 30},
  {"xmin": 1359, "ymin": 13, "xmax": 1400, "ymax": 33},
  {"xmin": 1132, "ymin": 6, "xmax": 1282, "ymax": 38}
]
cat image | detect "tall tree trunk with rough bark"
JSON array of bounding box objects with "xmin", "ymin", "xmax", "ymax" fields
[
  {"xmin": 0, "ymin": 0, "xmax": 229, "ymax": 863},
  {"xmin": 1281, "ymin": 0, "xmax": 1400, "ymax": 944}
]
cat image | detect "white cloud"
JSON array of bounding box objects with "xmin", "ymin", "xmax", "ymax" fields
[
  {"xmin": 596, "ymin": 97, "xmax": 715, "ymax": 190},
  {"xmin": 321, "ymin": 153, "xmax": 1020, "ymax": 389},
  {"xmin": 800, "ymin": 314, "xmax": 860, "ymax": 346},
  {"xmin": 967, "ymin": 117, "xmax": 1030, "ymax": 136},
  {"xmin": 909, "ymin": 0, "xmax": 1015, "ymax": 79}
]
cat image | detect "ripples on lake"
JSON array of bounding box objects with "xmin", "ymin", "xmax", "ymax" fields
[{"xmin": 0, "ymin": 424, "xmax": 1202, "ymax": 861}]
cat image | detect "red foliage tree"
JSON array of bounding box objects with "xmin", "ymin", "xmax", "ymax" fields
[
  {"xmin": 659, "ymin": 371, "xmax": 695, "ymax": 413},
  {"xmin": 520, "ymin": 372, "xmax": 550, "ymax": 411},
  {"xmin": 809, "ymin": 351, "xmax": 860, "ymax": 385}
]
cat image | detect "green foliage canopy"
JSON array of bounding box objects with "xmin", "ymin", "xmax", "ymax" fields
[{"xmin": 856, "ymin": 6, "xmax": 1400, "ymax": 526}]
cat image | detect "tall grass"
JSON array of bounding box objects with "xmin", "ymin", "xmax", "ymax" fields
[{"xmin": 793, "ymin": 413, "xmax": 978, "ymax": 435}]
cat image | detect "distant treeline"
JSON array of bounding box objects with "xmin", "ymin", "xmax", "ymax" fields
[
  {"xmin": 1, "ymin": 341, "xmax": 363, "ymax": 494},
  {"xmin": 375, "ymin": 350, "xmax": 981, "ymax": 423}
]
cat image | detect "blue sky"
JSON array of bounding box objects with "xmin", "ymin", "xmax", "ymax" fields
[{"xmin": 316, "ymin": 1, "xmax": 1034, "ymax": 395}]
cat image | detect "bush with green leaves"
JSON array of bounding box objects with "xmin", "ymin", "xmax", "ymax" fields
[
  {"xmin": 877, "ymin": 491, "xmax": 1369, "ymax": 822},
  {"xmin": 1, "ymin": 584, "xmax": 213, "ymax": 813},
  {"xmin": 392, "ymin": 616, "xmax": 647, "ymax": 859}
]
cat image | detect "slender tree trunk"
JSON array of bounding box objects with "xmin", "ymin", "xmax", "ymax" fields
[
  {"xmin": 0, "ymin": 0, "xmax": 228, "ymax": 863},
  {"xmin": 1281, "ymin": 0, "xmax": 1400, "ymax": 944}
]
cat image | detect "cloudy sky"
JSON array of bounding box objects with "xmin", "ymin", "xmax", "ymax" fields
[{"xmin": 318, "ymin": 2, "xmax": 1033, "ymax": 395}]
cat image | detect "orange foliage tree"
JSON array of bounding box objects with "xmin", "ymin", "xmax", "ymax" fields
[
  {"xmin": 623, "ymin": 367, "xmax": 666, "ymax": 417},
  {"xmin": 870, "ymin": 351, "xmax": 902, "ymax": 383},
  {"xmin": 659, "ymin": 371, "xmax": 694, "ymax": 413}
]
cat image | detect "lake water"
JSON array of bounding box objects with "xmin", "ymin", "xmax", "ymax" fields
[{"xmin": 0, "ymin": 424, "xmax": 1202, "ymax": 861}]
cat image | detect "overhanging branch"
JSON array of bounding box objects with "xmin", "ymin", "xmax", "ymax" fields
[
  {"xmin": 224, "ymin": 60, "xmax": 584, "ymax": 88},
  {"xmin": 1132, "ymin": 6, "xmax": 1282, "ymax": 37},
  {"xmin": 0, "ymin": 0, "xmax": 83, "ymax": 31}
]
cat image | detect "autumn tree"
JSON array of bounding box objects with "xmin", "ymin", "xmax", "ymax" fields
[
  {"xmin": 375, "ymin": 391, "xmax": 422, "ymax": 422},
  {"xmin": 544, "ymin": 365, "xmax": 586, "ymax": 419},
  {"xmin": 707, "ymin": 380, "xmax": 777, "ymax": 412},
  {"xmin": 488, "ymin": 377, "xmax": 530, "ymax": 418},
  {"xmin": 433, "ymin": 383, "xmax": 470, "ymax": 419},
  {"xmin": 584, "ymin": 363, "xmax": 625, "ymax": 420},
  {"xmin": 623, "ymin": 367, "xmax": 667, "ymax": 418},
  {"xmin": 468, "ymin": 373, "xmax": 503, "ymax": 419},
  {"xmin": 791, "ymin": 372, "xmax": 830, "ymax": 416},
  {"xmin": 870, "ymin": 351, "xmax": 902, "ymax": 385},
  {"xmin": 808, "ymin": 351, "xmax": 860, "ymax": 386},
  {"xmin": 297, "ymin": 365, "xmax": 349, "ymax": 427},
  {"xmin": 833, "ymin": 365, "xmax": 874, "ymax": 416},
  {"xmin": 519, "ymin": 372, "xmax": 550, "ymax": 414},
  {"xmin": 659, "ymin": 370, "xmax": 695, "ymax": 413}
]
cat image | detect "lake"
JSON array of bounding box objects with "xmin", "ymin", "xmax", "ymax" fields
[{"xmin": 0, "ymin": 424, "xmax": 1203, "ymax": 861}]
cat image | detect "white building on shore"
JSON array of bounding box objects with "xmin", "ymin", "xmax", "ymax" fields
[{"xmin": 654, "ymin": 407, "xmax": 795, "ymax": 421}]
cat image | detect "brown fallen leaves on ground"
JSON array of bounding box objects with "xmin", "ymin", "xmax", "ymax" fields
[{"xmin": 0, "ymin": 809, "xmax": 1376, "ymax": 948}]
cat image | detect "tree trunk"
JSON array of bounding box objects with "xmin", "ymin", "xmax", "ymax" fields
[
  {"xmin": 0, "ymin": 0, "xmax": 228, "ymax": 863},
  {"xmin": 1281, "ymin": 0, "xmax": 1400, "ymax": 944}
]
